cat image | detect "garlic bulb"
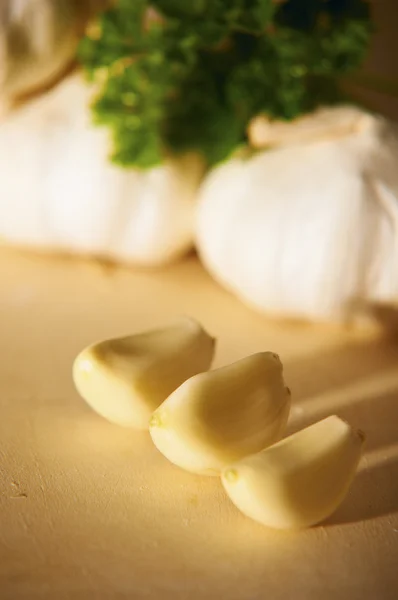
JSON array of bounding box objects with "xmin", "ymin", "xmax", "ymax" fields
[
  {"xmin": 196, "ymin": 106, "xmax": 398, "ymax": 322},
  {"xmin": 0, "ymin": 1, "xmax": 107, "ymax": 105},
  {"xmin": 0, "ymin": 73, "xmax": 204, "ymax": 266}
]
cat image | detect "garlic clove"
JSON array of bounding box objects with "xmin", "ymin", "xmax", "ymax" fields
[
  {"xmin": 222, "ymin": 416, "xmax": 364, "ymax": 530},
  {"xmin": 149, "ymin": 352, "xmax": 291, "ymax": 475},
  {"xmin": 73, "ymin": 317, "xmax": 216, "ymax": 430}
]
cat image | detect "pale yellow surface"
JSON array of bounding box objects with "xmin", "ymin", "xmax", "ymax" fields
[{"xmin": 0, "ymin": 248, "xmax": 398, "ymax": 599}]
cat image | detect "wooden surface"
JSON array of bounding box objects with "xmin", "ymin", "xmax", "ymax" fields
[{"xmin": 0, "ymin": 248, "xmax": 398, "ymax": 599}]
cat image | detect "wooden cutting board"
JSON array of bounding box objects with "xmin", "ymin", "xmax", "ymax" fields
[{"xmin": 0, "ymin": 248, "xmax": 397, "ymax": 599}]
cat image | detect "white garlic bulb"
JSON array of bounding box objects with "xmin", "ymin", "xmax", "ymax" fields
[
  {"xmin": 0, "ymin": 73, "xmax": 204, "ymax": 266},
  {"xmin": 0, "ymin": 0, "xmax": 107, "ymax": 105},
  {"xmin": 196, "ymin": 106, "xmax": 398, "ymax": 322}
]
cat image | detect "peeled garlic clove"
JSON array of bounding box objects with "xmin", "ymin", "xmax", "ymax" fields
[
  {"xmin": 149, "ymin": 352, "xmax": 291, "ymax": 475},
  {"xmin": 222, "ymin": 416, "xmax": 364, "ymax": 530},
  {"xmin": 73, "ymin": 317, "xmax": 215, "ymax": 429}
]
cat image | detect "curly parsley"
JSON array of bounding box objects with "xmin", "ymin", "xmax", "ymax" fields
[{"xmin": 78, "ymin": 0, "xmax": 372, "ymax": 169}]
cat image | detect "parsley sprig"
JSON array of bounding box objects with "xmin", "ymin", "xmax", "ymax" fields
[{"xmin": 78, "ymin": 0, "xmax": 372, "ymax": 169}]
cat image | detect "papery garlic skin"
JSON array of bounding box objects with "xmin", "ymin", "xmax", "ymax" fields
[
  {"xmin": 0, "ymin": 73, "xmax": 204, "ymax": 266},
  {"xmin": 149, "ymin": 352, "xmax": 291, "ymax": 475},
  {"xmin": 0, "ymin": 1, "xmax": 108, "ymax": 105},
  {"xmin": 222, "ymin": 416, "xmax": 364, "ymax": 530},
  {"xmin": 196, "ymin": 107, "xmax": 398, "ymax": 322},
  {"xmin": 73, "ymin": 317, "xmax": 215, "ymax": 429}
]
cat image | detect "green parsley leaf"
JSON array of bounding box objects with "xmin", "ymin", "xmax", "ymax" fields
[{"xmin": 78, "ymin": 0, "xmax": 372, "ymax": 170}]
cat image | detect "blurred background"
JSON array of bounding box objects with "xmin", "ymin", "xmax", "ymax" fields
[{"xmin": 349, "ymin": 0, "xmax": 398, "ymax": 120}]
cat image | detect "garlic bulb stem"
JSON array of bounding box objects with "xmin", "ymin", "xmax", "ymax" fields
[{"xmin": 248, "ymin": 106, "xmax": 372, "ymax": 149}]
